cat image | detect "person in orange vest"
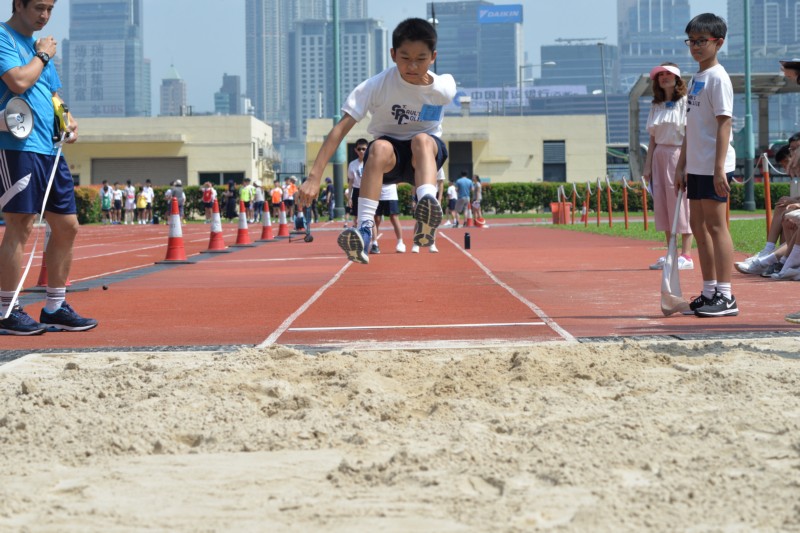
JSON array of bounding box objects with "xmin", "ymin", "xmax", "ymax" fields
[
  {"xmin": 270, "ymin": 181, "xmax": 283, "ymax": 219},
  {"xmin": 283, "ymin": 176, "xmax": 298, "ymax": 219}
]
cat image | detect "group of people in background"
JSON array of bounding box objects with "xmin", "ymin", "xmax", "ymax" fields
[
  {"xmin": 98, "ymin": 179, "xmax": 154, "ymax": 225},
  {"xmin": 644, "ymin": 13, "xmax": 800, "ymax": 324}
]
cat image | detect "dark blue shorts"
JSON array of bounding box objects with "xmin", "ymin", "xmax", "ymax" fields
[
  {"xmin": 0, "ymin": 150, "xmax": 76, "ymax": 215},
  {"xmin": 365, "ymin": 134, "xmax": 448, "ymax": 185},
  {"xmin": 687, "ymin": 172, "xmax": 734, "ymax": 202},
  {"xmin": 376, "ymin": 199, "xmax": 400, "ymax": 216}
]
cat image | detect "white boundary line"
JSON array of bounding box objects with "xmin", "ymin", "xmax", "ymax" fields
[
  {"xmin": 289, "ymin": 321, "xmax": 545, "ymax": 332},
  {"xmin": 439, "ymin": 232, "xmax": 576, "ymax": 342},
  {"xmin": 257, "ymin": 260, "xmax": 354, "ymax": 348}
]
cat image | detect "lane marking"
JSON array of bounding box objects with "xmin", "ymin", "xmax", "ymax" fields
[
  {"xmin": 257, "ymin": 260, "xmax": 354, "ymax": 348},
  {"xmin": 289, "ymin": 322, "xmax": 545, "ymax": 332},
  {"xmin": 69, "ymin": 262, "xmax": 157, "ymax": 283},
  {"xmin": 439, "ymin": 232, "xmax": 577, "ymax": 342}
]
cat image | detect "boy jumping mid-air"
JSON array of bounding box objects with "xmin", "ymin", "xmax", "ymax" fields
[{"xmin": 297, "ymin": 18, "xmax": 456, "ymax": 264}]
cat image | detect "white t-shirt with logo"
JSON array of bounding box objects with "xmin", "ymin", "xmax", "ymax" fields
[
  {"xmin": 685, "ymin": 63, "xmax": 736, "ymax": 175},
  {"xmin": 348, "ymin": 158, "xmax": 364, "ymax": 189},
  {"xmin": 343, "ymin": 66, "xmax": 456, "ymax": 141}
]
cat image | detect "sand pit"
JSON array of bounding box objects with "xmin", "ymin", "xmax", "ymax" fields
[{"xmin": 1, "ymin": 338, "xmax": 799, "ymax": 532}]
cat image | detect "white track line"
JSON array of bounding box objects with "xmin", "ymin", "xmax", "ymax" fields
[
  {"xmin": 289, "ymin": 322, "xmax": 544, "ymax": 332},
  {"xmin": 439, "ymin": 232, "xmax": 576, "ymax": 342},
  {"xmin": 257, "ymin": 260, "xmax": 354, "ymax": 348}
]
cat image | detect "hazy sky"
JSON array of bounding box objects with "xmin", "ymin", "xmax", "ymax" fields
[{"xmin": 34, "ymin": 0, "xmax": 727, "ymax": 115}]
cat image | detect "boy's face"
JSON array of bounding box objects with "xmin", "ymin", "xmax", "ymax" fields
[
  {"xmin": 355, "ymin": 144, "xmax": 367, "ymax": 160},
  {"xmin": 390, "ymin": 40, "xmax": 436, "ymax": 85},
  {"xmin": 686, "ymin": 32, "xmax": 722, "ymax": 66}
]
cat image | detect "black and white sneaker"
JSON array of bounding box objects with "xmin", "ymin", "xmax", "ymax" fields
[
  {"xmin": 413, "ymin": 195, "xmax": 442, "ymax": 247},
  {"xmin": 0, "ymin": 306, "xmax": 46, "ymax": 336},
  {"xmin": 761, "ymin": 262, "xmax": 784, "ymax": 278},
  {"xmin": 39, "ymin": 302, "xmax": 98, "ymax": 332},
  {"xmin": 694, "ymin": 292, "xmax": 739, "ymax": 317},
  {"xmin": 682, "ymin": 294, "xmax": 711, "ymax": 315}
]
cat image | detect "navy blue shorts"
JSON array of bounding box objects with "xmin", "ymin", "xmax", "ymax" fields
[
  {"xmin": 687, "ymin": 172, "xmax": 734, "ymax": 202},
  {"xmin": 0, "ymin": 150, "xmax": 76, "ymax": 215},
  {"xmin": 364, "ymin": 135, "xmax": 448, "ymax": 185},
  {"xmin": 376, "ymin": 199, "xmax": 400, "ymax": 216}
]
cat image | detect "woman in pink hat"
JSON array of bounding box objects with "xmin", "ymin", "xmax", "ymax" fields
[{"xmin": 644, "ymin": 62, "xmax": 694, "ymax": 271}]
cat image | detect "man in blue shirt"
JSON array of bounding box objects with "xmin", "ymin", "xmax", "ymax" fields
[
  {"xmin": 0, "ymin": 0, "xmax": 96, "ymax": 335},
  {"xmin": 454, "ymin": 171, "xmax": 472, "ymax": 228}
]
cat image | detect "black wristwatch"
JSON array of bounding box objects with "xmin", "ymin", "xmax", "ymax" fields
[{"xmin": 35, "ymin": 51, "xmax": 50, "ymax": 66}]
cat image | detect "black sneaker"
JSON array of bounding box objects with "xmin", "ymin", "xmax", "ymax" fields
[
  {"xmin": 39, "ymin": 302, "xmax": 98, "ymax": 332},
  {"xmin": 0, "ymin": 306, "xmax": 46, "ymax": 336},
  {"xmin": 761, "ymin": 262, "xmax": 784, "ymax": 278},
  {"xmin": 694, "ymin": 292, "xmax": 739, "ymax": 317},
  {"xmin": 413, "ymin": 195, "xmax": 442, "ymax": 247},
  {"xmin": 683, "ymin": 294, "xmax": 711, "ymax": 315},
  {"xmin": 370, "ymin": 242, "xmax": 380, "ymax": 254}
]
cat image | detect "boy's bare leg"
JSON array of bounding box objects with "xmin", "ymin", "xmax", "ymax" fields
[
  {"xmin": 701, "ymin": 199, "xmax": 732, "ymax": 282},
  {"xmin": 410, "ymin": 134, "xmax": 443, "ymax": 247},
  {"xmin": 689, "ymin": 200, "xmax": 716, "ymax": 281},
  {"xmin": 410, "ymin": 134, "xmax": 438, "ymax": 188}
]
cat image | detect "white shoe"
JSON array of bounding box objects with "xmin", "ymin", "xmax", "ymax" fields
[
  {"xmin": 678, "ymin": 256, "xmax": 694, "ymax": 270},
  {"xmin": 443, "ymin": 220, "xmax": 452, "ymax": 227},
  {"xmin": 649, "ymin": 256, "xmax": 666, "ymax": 270},
  {"xmin": 430, "ymin": 244, "xmax": 439, "ymax": 253},
  {"xmin": 736, "ymin": 259, "xmax": 769, "ymax": 275},
  {"xmin": 411, "ymin": 245, "xmax": 420, "ymax": 254},
  {"xmin": 396, "ymin": 241, "xmax": 406, "ymax": 253}
]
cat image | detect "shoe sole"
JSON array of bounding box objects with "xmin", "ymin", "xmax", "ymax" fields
[
  {"xmin": 0, "ymin": 327, "xmax": 46, "ymax": 336},
  {"xmin": 786, "ymin": 315, "xmax": 800, "ymax": 324},
  {"xmin": 734, "ymin": 263, "xmax": 765, "ymax": 275},
  {"xmin": 694, "ymin": 307, "xmax": 739, "ymax": 317},
  {"xmin": 337, "ymin": 229, "xmax": 369, "ymax": 264},
  {"xmin": 41, "ymin": 322, "xmax": 98, "ymax": 332},
  {"xmin": 413, "ymin": 197, "xmax": 442, "ymax": 247}
]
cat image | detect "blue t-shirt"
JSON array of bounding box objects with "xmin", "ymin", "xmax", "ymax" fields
[
  {"xmin": 0, "ymin": 23, "xmax": 62, "ymax": 155},
  {"xmin": 455, "ymin": 177, "xmax": 472, "ymax": 199}
]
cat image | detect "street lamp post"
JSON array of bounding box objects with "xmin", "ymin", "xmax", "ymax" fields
[
  {"xmin": 519, "ymin": 62, "xmax": 556, "ymax": 116},
  {"xmin": 598, "ymin": 42, "xmax": 610, "ymax": 145}
]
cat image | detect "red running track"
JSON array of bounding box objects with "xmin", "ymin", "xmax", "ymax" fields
[{"xmin": 1, "ymin": 219, "xmax": 797, "ymax": 352}]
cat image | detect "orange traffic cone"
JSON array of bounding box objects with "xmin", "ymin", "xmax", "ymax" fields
[
  {"xmin": 276, "ymin": 202, "xmax": 290, "ymax": 238},
  {"xmin": 155, "ymin": 197, "xmax": 194, "ymax": 264},
  {"xmin": 203, "ymin": 199, "xmax": 231, "ymax": 253},
  {"xmin": 231, "ymin": 200, "xmax": 255, "ymax": 247},
  {"xmin": 465, "ymin": 203, "xmax": 474, "ymax": 227},
  {"xmin": 258, "ymin": 207, "xmax": 276, "ymax": 241}
]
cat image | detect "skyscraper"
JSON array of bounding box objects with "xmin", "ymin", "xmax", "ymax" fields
[
  {"xmin": 428, "ymin": 1, "xmax": 522, "ymax": 88},
  {"xmin": 617, "ymin": 0, "xmax": 691, "ymax": 89},
  {"xmin": 215, "ymin": 74, "xmax": 243, "ymax": 116},
  {"xmin": 159, "ymin": 65, "xmax": 186, "ymax": 117},
  {"xmin": 62, "ymin": 0, "xmax": 149, "ymax": 117}
]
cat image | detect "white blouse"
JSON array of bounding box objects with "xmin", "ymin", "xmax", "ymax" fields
[{"xmin": 646, "ymin": 95, "xmax": 687, "ymax": 147}]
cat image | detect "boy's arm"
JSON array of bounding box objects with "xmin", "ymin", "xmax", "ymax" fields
[
  {"xmin": 297, "ymin": 113, "xmax": 357, "ymax": 207},
  {"xmin": 674, "ymin": 136, "xmax": 688, "ymax": 192},
  {"xmin": 714, "ymin": 115, "xmax": 732, "ymax": 197}
]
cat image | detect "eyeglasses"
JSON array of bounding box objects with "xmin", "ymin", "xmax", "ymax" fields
[
  {"xmin": 684, "ymin": 38, "xmax": 719, "ymax": 47},
  {"xmin": 356, "ymin": 147, "xmax": 367, "ymax": 152}
]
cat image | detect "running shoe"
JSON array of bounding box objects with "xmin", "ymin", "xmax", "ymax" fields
[
  {"xmin": 785, "ymin": 310, "xmax": 800, "ymax": 324},
  {"xmin": 413, "ymin": 195, "xmax": 442, "ymax": 247},
  {"xmin": 430, "ymin": 243, "xmax": 439, "ymax": 253},
  {"xmin": 370, "ymin": 242, "xmax": 381, "ymax": 254},
  {"xmin": 678, "ymin": 256, "xmax": 694, "ymax": 270},
  {"xmin": 411, "ymin": 244, "xmax": 420, "ymax": 254},
  {"xmin": 396, "ymin": 241, "xmax": 406, "ymax": 253},
  {"xmin": 683, "ymin": 293, "xmax": 712, "ymax": 315},
  {"xmin": 735, "ymin": 259, "xmax": 769, "ymax": 275},
  {"xmin": 694, "ymin": 292, "xmax": 739, "ymax": 317},
  {"xmin": 649, "ymin": 256, "xmax": 666, "ymax": 270},
  {"xmin": 0, "ymin": 306, "xmax": 46, "ymax": 336},
  {"xmin": 337, "ymin": 224, "xmax": 372, "ymax": 264},
  {"xmin": 771, "ymin": 266, "xmax": 800, "ymax": 281},
  {"xmin": 761, "ymin": 262, "xmax": 784, "ymax": 278},
  {"xmin": 39, "ymin": 302, "xmax": 98, "ymax": 332}
]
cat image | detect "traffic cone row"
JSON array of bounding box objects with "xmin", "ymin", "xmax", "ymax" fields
[
  {"xmin": 203, "ymin": 199, "xmax": 231, "ymax": 253},
  {"xmin": 258, "ymin": 208, "xmax": 275, "ymax": 241},
  {"xmin": 155, "ymin": 197, "xmax": 194, "ymax": 264},
  {"xmin": 231, "ymin": 200, "xmax": 255, "ymax": 247}
]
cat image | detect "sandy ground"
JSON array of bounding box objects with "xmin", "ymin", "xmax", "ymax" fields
[{"xmin": 1, "ymin": 338, "xmax": 800, "ymax": 532}]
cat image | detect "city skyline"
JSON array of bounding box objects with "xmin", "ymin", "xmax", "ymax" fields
[{"xmin": 35, "ymin": 0, "xmax": 727, "ymax": 115}]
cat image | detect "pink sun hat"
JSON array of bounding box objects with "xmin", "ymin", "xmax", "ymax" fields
[{"xmin": 649, "ymin": 65, "xmax": 681, "ymax": 80}]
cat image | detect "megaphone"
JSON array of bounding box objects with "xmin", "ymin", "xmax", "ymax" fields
[{"xmin": 0, "ymin": 97, "xmax": 34, "ymax": 140}]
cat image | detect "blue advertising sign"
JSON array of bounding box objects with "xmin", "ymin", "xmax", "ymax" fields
[{"xmin": 477, "ymin": 4, "xmax": 523, "ymax": 24}]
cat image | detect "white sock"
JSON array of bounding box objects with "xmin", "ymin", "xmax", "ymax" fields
[
  {"xmin": 44, "ymin": 287, "xmax": 66, "ymax": 313},
  {"xmin": 702, "ymin": 280, "xmax": 717, "ymax": 299},
  {"xmin": 1, "ymin": 290, "xmax": 15, "ymax": 315},
  {"xmin": 784, "ymin": 246, "xmax": 800, "ymax": 269},
  {"xmin": 357, "ymin": 198, "xmax": 378, "ymax": 228},
  {"xmin": 716, "ymin": 282, "xmax": 732, "ymax": 299},
  {"xmin": 762, "ymin": 242, "xmax": 776, "ymax": 254},
  {"xmin": 416, "ymin": 184, "xmax": 437, "ymax": 200}
]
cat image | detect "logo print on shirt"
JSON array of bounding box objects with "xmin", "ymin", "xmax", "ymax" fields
[{"xmin": 392, "ymin": 105, "xmax": 410, "ymax": 125}]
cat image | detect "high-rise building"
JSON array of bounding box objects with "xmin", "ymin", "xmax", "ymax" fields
[
  {"xmin": 288, "ymin": 18, "xmax": 387, "ymax": 138},
  {"xmin": 428, "ymin": 1, "xmax": 522, "ymax": 88},
  {"xmin": 215, "ymin": 74, "xmax": 243, "ymax": 116},
  {"xmin": 617, "ymin": 0, "xmax": 691, "ymax": 89},
  {"xmin": 539, "ymin": 42, "xmax": 620, "ymax": 95},
  {"xmin": 62, "ymin": 0, "xmax": 149, "ymax": 117},
  {"xmin": 159, "ymin": 65, "xmax": 186, "ymax": 117},
  {"xmin": 245, "ymin": 0, "xmax": 328, "ymax": 129},
  {"xmin": 341, "ymin": 0, "xmax": 367, "ymax": 18}
]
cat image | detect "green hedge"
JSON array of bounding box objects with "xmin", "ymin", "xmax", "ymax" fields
[{"xmin": 72, "ymin": 181, "xmax": 792, "ymax": 223}]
